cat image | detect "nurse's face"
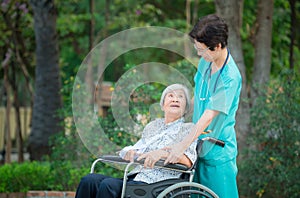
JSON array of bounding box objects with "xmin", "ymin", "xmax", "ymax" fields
[{"xmin": 194, "ymin": 40, "xmax": 214, "ymax": 62}]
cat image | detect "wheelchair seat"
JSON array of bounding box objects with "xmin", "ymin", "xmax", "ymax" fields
[
  {"xmin": 124, "ymin": 178, "xmax": 186, "ymax": 198},
  {"xmin": 94, "ymin": 155, "xmax": 192, "ymax": 198}
]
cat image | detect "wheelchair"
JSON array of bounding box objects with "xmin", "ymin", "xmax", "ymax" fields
[{"xmin": 90, "ymin": 137, "xmax": 225, "ymax": 198}]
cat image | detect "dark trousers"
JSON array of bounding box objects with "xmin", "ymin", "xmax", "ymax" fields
[{"xmin": 75, "ymin": 173, "xmax": 144, "ymax": 198}]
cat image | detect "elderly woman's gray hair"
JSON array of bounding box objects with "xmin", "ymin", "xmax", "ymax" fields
[{"xmin": 159, "ymin": 84, "xmax": 191, "ymax": 114}]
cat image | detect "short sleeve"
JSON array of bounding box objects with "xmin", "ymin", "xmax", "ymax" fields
[{"xmin": 207, "ymin": 75, "xmax": 239, "ymax": 115}]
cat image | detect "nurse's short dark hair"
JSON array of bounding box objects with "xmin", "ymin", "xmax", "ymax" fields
[{"xmin": 189, "ymin": 14, "xmax": 228, "ymax": 50}]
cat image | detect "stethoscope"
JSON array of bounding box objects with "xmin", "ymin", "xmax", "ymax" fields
[{"xmin": 199, "ymin": 48, "xmax": 230, "ymax": 101}]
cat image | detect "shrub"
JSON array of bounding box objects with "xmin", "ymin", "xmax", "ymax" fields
[
  {"xmin": 0, "ymin": 162, "xmax": 53, "ymax": 192},
  {"xmin": 239, "ymin": 74, "xmax": 300, "ymax": 198},
  {"xmin": 0, "ymin": 161, "xmax": 90, "ymax": 192},
  {"xmin": 0, "ymin": 163, "xmax": 15, "ymax": 192}
]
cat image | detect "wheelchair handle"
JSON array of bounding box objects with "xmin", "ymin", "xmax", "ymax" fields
[
  {"xmin": 196, "ymin": 137, "xmax": 225, "ymax": 154},
  {"xmin": 201, "ymin": 137, "xmax": 225, "ymax": 147}
]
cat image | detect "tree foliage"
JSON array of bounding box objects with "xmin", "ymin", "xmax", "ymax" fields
[{"xmin": 239, "ymin": 73, "xmax": 300, "ymax": 197}]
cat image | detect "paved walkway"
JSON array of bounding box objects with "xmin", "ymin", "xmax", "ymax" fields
[{"xmin": 0, "ymin": 191, "xmax": 75, "ymax": 198}]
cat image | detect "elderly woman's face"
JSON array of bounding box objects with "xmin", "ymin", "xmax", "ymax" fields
[{"xmin": 162, "ymin": 89, "xmax": 187, "ymax": 118}]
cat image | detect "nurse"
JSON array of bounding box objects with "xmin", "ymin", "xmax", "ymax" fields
[
  {"xmin": 140, "ymin": 14, "xmax": 242, "ymax": 197},
  {"xmin": 188, "ymin": 14, "xmax": 242, "ymax": 198}
]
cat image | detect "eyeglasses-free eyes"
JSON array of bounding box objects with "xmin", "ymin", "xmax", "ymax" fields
[{"xmin": 194, "ymin": 44, "xmax": 210, "ymax": 55}]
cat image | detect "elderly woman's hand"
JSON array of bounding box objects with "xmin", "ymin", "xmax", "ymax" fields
[{"xmin": 137, "ymin": 150, "xmax": 168, "ymax": 168}]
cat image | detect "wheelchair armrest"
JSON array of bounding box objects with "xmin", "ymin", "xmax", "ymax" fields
[
  {"xmin": 99, "ymin": 155, "xmax": 190, "ymax": 171},
  {"xmin": 100, "ymin": 155, "xmax": 129, "ymax": 163}
]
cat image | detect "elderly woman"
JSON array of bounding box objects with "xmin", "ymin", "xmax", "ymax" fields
[{"xmin": 75, "ymin": 84, "xmax": 197, "ymax": 198}]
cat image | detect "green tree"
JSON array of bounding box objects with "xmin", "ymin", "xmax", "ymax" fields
[
  {"xmin": 28, "ymin": 0, "xmax": 63, "ymax": 160},
  {"xmin": 0, "ymin": 0, "xmax": 35, "ymax": 163}
]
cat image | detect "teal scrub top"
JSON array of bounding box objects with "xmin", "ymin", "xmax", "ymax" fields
[{"xmin": 192, "ymin": 54, "xmax": 242, "ymax": 165}]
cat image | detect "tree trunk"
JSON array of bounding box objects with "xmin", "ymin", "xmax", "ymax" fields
[
  {"xmin": 214, "ymin": 0, "xmax": 250, "ymax": 153},
  {"xmin": 184, "ymin": 0, "xmax": 192, "ymax": 58},
  {"xmin": 95, "ymin": 0, "xmax": 110, "ymax": 116},
  {"xmin": 11, "ymin": 62, "xmax": 24, "ymax": 162},
  {"xmin": 251, "ymin": 0, "xmax": 274, "ymax": 104},
  {"xmin": 288, "ymin": 0, "xmax": 296, "ymax": 70},
  {"xmin": 28, "ymin": 0, "xmax": 63, "ymax": 161},
  {"xmin": 89, "ymin": 0, "xmax": 95, "ymax": 51},
  {"xmin": 192, "ymin": 0, "xmax": 199, "ymax": 25},
  {"xmin": 3, "ymin": 64, "xmax": 12, "ymax": 164},
  {"xmin": 186, "ymin": 0, "xmax": 191, "ymax": 29},
  {"xmin": 85, "ymin": 0, "xmax": 95, "ymax": 106}
]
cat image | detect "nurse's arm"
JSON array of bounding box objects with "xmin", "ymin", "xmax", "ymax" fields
[
  {"xmin": 190, "ymin": 97, "xmax": 194, "ymax": 113},
  {"xmin": 164, "ymin": 109, "xmax": 219, "ymax": 164},
  {"xmin": 184, "ymin": 109, "xmax": 219, "ymax": 145}
]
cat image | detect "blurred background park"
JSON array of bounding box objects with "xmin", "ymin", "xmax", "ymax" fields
[{"xmin": 0, "ymin": 0, "xmax": 299, "ymax": 197}]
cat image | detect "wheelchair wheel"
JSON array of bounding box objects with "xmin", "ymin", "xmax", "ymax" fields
[{"xmin": 157, "ymin": 182, "xmax": 219, "ymax": 198}]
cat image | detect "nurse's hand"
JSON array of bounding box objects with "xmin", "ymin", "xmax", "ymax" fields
[
  {"xmin": 137, "ymin": 150, "xmax": 168, "ymax": 168},
  {"xmin": 123, "ymin": 150, "xmax": 137, "ymax": 162},
  {"xmin": 163, "ymin": 142, "xmax": 187, "ymax": 165}
]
